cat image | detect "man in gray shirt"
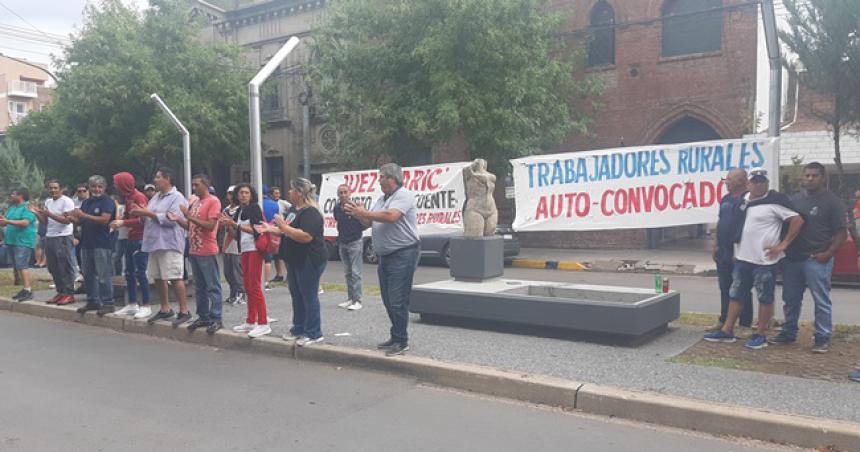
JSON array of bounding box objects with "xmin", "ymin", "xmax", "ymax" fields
[{"xmin": 345, "ymin": 163, "xmax": 420, "ymax": 356}]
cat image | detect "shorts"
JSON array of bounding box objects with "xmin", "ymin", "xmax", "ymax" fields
[
  {"xmin": 147, "ymin": 249, "xmax": 185, "ymax": 281},
  {"xmin": 9, "ymin": 245, "xmax": 34, "ymax": 270},
  {"xmin": 264, "ymin": 253, "xmax": 275, "ymax": 263},
  {"xmin": 730, "ymin": 260, "xmax": 776, "ymax": 305}
]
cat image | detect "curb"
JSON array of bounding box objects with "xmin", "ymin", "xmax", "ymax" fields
[
  {"xmin": 509, "ymin": 257, "xmax": 714, "ymax": 275},
  {"xmin": 2, "ymin": 297, "xmax": 858, "ymax": 450},
  {"xmin": 510, "ymin": 258, "xmax": 587, "ymax": 271}
]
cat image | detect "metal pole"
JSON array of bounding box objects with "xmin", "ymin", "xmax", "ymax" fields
[
  {"xmin": 249, "ymin": 36, "xmax": 301, "ymax": 207},
  {"xmin": 302, "ymin": 97, "xmax": 311, "ymax": 180},
  {"xmin": 150, "ymin": 93, "xmax": 192, "ymax": 199},
  {"xmin": 760, "ymin": 0, "xmax": 781, "ymax": 190}
]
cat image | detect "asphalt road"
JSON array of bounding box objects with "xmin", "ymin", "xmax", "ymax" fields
[
  {"xmin": 319, "ymin": 261, "xmax": 860, "ymax": 324},
  {"xmin": 0, "ymin": 313, "xmax": 797, "ymax": 452}
]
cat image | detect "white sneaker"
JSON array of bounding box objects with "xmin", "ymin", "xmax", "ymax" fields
[
  {"xmin": 115, "ymin": 303, "xmax": 139, "ymax": 316},
  {"xmin": 318, "ymin": 288, "xmax": 325, "ymax": 294},
  {"xmin": 133, "ymin": 305, "xmax": 152, "ymax": 319},
  {"xmin": 296, "ymin": 336, "xmax": 324, "ymax": 347},
  {"xmin": 233, "ymin": 323, "xmax": 256, "ymax": 333},
  {"xmin": 267, "ymin": 317, "xmax": 279, "ymax": 323},
  {"xmin": 282, "ymin": 333, "xmax": 302, "ymax": 341},
  {"xmin": 347, "ymin": 302, "xmax": 363, "ymax": 311},
  {"xmin": 264, "ymin": 283, "xmax": 271, "ymax": 291},
  {"xmin": 235, "ymin": 293, "xmax": 247, "ymax": 305},
  {"xmin": 337, "ymin": 300, "xmax": 352, "ymax": 308},
  {"xmin": 49, "ymin": 284, "xmax": 56, "ymax": 289},
  {"xmin": 248, "ymin": 324, "xmax": 272, "ymax": 338}
]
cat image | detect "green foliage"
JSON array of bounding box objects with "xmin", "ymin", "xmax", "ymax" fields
[
  {"xmin": 8, "ymin": 0, "xmax": 250, "ymax": 185},
  {"xmin": 310, "ymin": 0, "xmax": 599, "ymax": 169},
  {"xmin": 0, "ymin": 140, "xmax": 46, "ymax": 209}
]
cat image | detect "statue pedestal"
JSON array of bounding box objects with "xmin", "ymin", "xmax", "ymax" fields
[{"xmin": 449, "ymin": 236, "xmax": 504, "ymax": 281}]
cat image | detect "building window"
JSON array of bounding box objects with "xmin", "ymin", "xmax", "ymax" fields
[
  {"xmin": 265, "ymin": 156, "xmax": 284, "ymax": 190},
  {"xmin": 588, "ymin": 0, "xmax": 615, "ymax": 67},
  {"xmin": 661, "ymin": 0, "xmax": 722, "ymax": 58}
]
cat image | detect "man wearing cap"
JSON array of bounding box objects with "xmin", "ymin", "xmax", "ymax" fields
[
  {"xmin": 261, "ymin": 185, "xmax": 280, "ymax": 289},
  {"xmin": 770, "ymin": 162, "xmax": 847, "ymax": 353},
  {"xmin": 705, "ymin": 168, "xmax": 804, "ymax": 349},
  {"xmin": 143, "ymin": 184, "xmax": 156, "ymax": 200}
]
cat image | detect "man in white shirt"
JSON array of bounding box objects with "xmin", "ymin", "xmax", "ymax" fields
[
  {"xmin": 28, "ymin": 180, "xmax": 77, "ymax": 305},
  {"xmin": 705, "ymin": 168, "xmax": 804, "ymax": 350}
]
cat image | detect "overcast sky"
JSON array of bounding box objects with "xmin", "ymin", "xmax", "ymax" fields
[{"xmin": 0, "ymin": 0, "xmax": 146, "ymax": 66}]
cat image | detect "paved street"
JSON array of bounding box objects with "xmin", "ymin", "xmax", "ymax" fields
[
  {"xmin": 0, "ymin": 313, "xmax": 797, "ymax": 452},
  {"xmin": 322, "ymin": 260, "xmax": 860, "ymax": 324}
]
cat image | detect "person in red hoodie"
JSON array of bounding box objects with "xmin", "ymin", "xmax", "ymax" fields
[{"xmin": 110, "ymin": 172, "xmax": 152, "ymax": 319}]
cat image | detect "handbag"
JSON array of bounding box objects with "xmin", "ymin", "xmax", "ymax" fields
[{"xmin": 255, "ymin": 222, "xmax": 281, "ymax": 255}]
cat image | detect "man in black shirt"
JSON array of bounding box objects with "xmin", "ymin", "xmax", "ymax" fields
[
  {"xmin": 333, "ymin": 184, "xmax": 367, "ymax": 311},
  {"xmin": 771, "ymin": 162, "xmax": 847, "ymax": 353}
]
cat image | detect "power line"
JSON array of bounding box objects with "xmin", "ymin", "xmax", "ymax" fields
[
  {"xmin": 0, "ymin": 25, "xmax": 70, "ymax": 46},
  {"xmin": 0, "ymin": 0, "xmax": 60, "ymax": 44},
  {"xmin": 0, "ymin": 32, "xmax": 67, "ymax": 48},
  {"xmin": 0, "ymin": 22, "xmax": 68, "ymax": 41},
  {"xmin": 0, "ymin": 45, "xmax": 54, "ymax": 58}
]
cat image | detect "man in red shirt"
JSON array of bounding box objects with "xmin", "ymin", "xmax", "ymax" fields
[
  {"xmin": 169, "ymin": 174, "xmax": 223, "ymax": 333},
  {"xmin": 112, "ymin": 172, "xmax": 152, "ymax": 318}
]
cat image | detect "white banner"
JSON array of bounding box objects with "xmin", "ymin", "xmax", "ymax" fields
[
  {"xmin": 512, "ymin": 138, "xmax": 780, "ymax": 232},
  {"xmin": 320, "ymin": 162, "xmax": 470, "ymax": 238}
]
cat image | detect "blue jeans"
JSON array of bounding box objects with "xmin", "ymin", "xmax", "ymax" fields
[
  {"xmin": 716, "ymin": 249, "xmax": 753, "ymax": 327},
  {"xmin": 378, "ymin": 244, "xmax": 420, "ymax": 344},
  {"xmin": 338, "ymin": 239, "xmax": 363, "ymax": 302},
  {"xmin": 287, "ymin": 259, "xmax": 326, "ymax": 339},
  {"xmin": 730, "ymin": 260, "xmax": 776, "ymax": 306},
  {"xmin": 124, "ymin": 240, "xmax": 150, "ymax": 305},
  {"xmin": 82, "ymin": 248, "xmax": 114, "ymax": 306},
  {"xmin": 190, "ymin": 255, "xmax": 223, "ymax": 322},
  {"xmin": 781, "ymin": 258, "xmax": 834, "ymax": 342}
]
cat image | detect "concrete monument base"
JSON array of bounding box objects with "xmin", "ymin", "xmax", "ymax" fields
[
  {"xmin": 449, "ymin": 236, "xmax": 504, "ymax": 281},
  {"xmin": 410, "ymin": 278, "xmax": 680, "ymax": 344}
]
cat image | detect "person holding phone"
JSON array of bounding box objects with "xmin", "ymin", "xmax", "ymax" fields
[
  {"xmin": 263, "ymin": 178, "xmax": 326, "ymax": 346},
  {"xmin": 220, "ymin": 183, "xmax": 270, "ymax": 338}
]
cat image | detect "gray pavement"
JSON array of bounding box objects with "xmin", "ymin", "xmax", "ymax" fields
[
  {"xmin": 210, "ymin": 269, "xmax": 860, "ymax": 424},
  {"xmin": 0, "ymin": 313, "xmax": 795, "ymax": 452}
]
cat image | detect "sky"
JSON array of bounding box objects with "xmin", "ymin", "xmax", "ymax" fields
[{"xmin": 0, "ymin": 0, "xmax": 146, "ymax": 67}]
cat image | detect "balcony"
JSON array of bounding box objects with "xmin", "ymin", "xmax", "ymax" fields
[
  {"xmin": 7, "ymin": 80, "xmax": 38, "ymax": 98},
  {"xmin": 9, "ymin": 111, "xmax": 28, "ymax": 125}
]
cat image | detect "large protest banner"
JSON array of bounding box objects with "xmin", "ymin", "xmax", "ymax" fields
[
  {"xmin": 512, "ymin": 138, "xmax": 779, "ymax": 232},
  {"xmin": 319, "ymin": 162, "xmax": 470, "ymax": 238}
]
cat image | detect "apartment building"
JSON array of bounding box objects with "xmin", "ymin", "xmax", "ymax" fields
[{"xmin": 0, "ymin": 54, "xmax": 53, "ymax": 137}]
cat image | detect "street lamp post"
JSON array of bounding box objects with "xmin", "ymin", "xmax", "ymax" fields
[
  {"xmin": 150, "ymin": 93, "xmax": 192, "ymax": 199},
  {"xmin": 249, "ymin": 36, "xmax": 301, "ymax": 206}
]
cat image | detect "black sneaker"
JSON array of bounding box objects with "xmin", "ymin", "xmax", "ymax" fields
[
  {"xmin": 385, "ymin": 343, "xmax": 409, "ymax": 357},
  {"xmin": 11, "ymin": 289, "xmax": 27, "ymax": 300},
  {"xmin": 767, "ymin": 332, "xmax": 796, "ymax": 345},
  {"xmin": 377, "ymin": 338, "xmax": 397, "ymax": 350},
  {"xmin": 812, "ymin": 339, "xmax": 831, "ymax": 354},
  {"xmin": 147, "ymin": 310, "xmax": 175, "ymax": 325},
  {"xmin": 171, "ymin": 311, "xmax": 193, "ymax": 327},
  {"xmin": 187, "ymin": 317, "xmax": 212, "ymax": 331},
  {"xmin": 96, "ymin": 305, "xmax": 115, "ymax": 316},
  {"xmin": 76, "ymin": 303, "xmax": 100, "ymax": 314},
  {"xmin": 15, "ymin": 289, "xmax": 33, "ymax": 302},
  {"xmin": 206, "ymin": 321, "xmax": 223, "ymax": 335}
]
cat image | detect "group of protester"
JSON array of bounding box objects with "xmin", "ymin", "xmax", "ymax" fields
[
  {"xmin": 1, "ymin": 163, "xmax": 421, "ymax": 357},
  {"xmin": 704, "ymin": 162, "xmax": 860, "ymax": 383}
]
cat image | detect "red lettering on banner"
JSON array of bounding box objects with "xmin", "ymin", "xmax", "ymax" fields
[
  {"xmin": 536, "ymin": 193, "xmax": 591, "ymax": 220},
  {"xmin": 655, "ymin": 185, "xmax": 669, "ymax": 210},
  {"xmin": 668, "ymin": 183, "xmax": 682, "ymax": 210},
  {"xmin": 403, "ymin": 168, "xmax": 443, "ymax": 192},
  {"xmin": 601, "ymin": 190, "xmax": 614, "ymax": 216}
]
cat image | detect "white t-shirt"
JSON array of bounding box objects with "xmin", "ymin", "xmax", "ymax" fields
[
  {"xmin": 735, "ymin": 194, "xmax": 798, "ymax": 265},
  {"xmin": 238, "ymin": 217, "xmax": 256, "ymax": 254},
  {"xmin": 44, "ymin": 196, "xmax": 74, "ymax": 237},
  {"xmin": 116, "ymin": 204, "xmax": 129, "ymax": 240}
]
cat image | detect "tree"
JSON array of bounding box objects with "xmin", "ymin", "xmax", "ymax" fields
[
  {"xmin": 781, "ymin": 0, "xmax": 860, "ymax": 245},
  {"xmin": 310, "ymin": 0, "xmax": 599, "ymax": 170},
  {"xmin": 8, "ymin": 0, "xmax": 250, "ymax": 185},
  {"xmin": 0, "ymin": 140, "xmax": 46, "ymax": 209}
]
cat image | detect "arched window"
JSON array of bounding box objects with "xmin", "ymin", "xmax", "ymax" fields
[
  {"xmin": 661, "ymin": 0, "xmax": 722, "ymax": 57},
  {"xmin": 655, "ymin": 117, "xmax": 722, "ymax": 145},
  {"xmin": 588, "ymin": 0, "xmax": 615, "ymax": 67}
]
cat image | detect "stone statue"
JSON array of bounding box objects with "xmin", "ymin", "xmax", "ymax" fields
[{"xmin": 463, "ymin": 158, "xmax": 498, "ymax": 237}]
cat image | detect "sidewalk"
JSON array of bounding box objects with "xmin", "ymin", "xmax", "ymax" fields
[
  {"xmin": 3, "ymin": 285, "xmax": 860, "ymax": 449},
  {"xmin": 513, "ymin": 247, "xmax": 717, "ymax": 275}
]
